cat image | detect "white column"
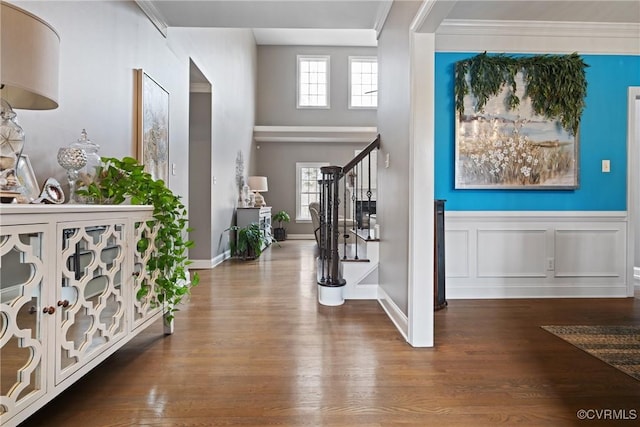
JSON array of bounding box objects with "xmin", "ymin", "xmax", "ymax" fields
[{"xmin": 407, "ymin": 31, "xmax": 435, "ymax": 347}]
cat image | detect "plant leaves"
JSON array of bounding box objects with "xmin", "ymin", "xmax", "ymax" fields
[{"xmin": 454, "ymin": 52, "xmax": 588, "ymax": 135}]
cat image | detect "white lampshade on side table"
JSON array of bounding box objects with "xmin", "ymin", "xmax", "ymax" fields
[
  {"xmin": 1, "ymin": 2, "xmax": 60, "ymax": 199},
  {"xmin": 247, "ymin": 176, "xmax": 268, "ymax": 207}
]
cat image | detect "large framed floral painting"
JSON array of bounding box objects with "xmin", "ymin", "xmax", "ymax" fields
[
  {"xmin": 136, "ymin": 69, "xmax": 169, "ymax": 183},
  {"xmin": 455, "ymin": 73, "xmax": 579, "ymax": 190}
]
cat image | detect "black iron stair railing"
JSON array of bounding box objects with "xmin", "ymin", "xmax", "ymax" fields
[{"xmin": 316, "ymin": 134, "xmax": 380, "ymax": 288}]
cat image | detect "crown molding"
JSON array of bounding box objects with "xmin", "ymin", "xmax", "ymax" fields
[
  {"xmin": 135, "ymin": 0, "xmax": 168, "ymax": 38},
  {"xmin": 252, "ymin": 28, "xmax": 377, "ymax": 47},
  {"xmin": 374, "ymin": 0, "xmax": 393, "ymax": 39},
  {"xmin": 411, "ymin": 0, "xmax": 456, "ymax": 33},
  {"xmin": 436, "ymin": 19, "xmax": 640, "ymax": 54},
  {"xmin": 438, "ymin": 19, "xmax": 640, "ymax": 39},
  {"xmin": 253, "ymin": 126, "xmax": 378, "ymax": 143}
]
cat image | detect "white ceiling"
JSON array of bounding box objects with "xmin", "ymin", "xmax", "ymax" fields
[{"xmin": 145, "ymin": 0, "xmax": 640, "ymax": 46}]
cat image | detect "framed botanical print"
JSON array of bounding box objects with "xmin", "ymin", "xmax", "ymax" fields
[{"xmin": 136, "ymin": 69, "xmax": 169, "ymax": 183}]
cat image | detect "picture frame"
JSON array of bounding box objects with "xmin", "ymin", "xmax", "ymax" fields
[
  {"xmin": 455, "ymin": 73, "xmax": 579, "ymax": 190},
  {"xmin": 136, "ymin": 69, "xmax": 169, "ymax": 183},
  {"xmin": 16, "ymin": 154, "xmax": 39, "ymax": 203}
]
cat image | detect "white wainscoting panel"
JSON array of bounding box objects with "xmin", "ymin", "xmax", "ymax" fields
[
  {"xmin": 477, "ymin": 229, "xmax": 547, "ymax": 278},
  {"xmin": 445, "ymin": 229, "xmax": 469, "ymax": 278},
  {"xmin": 445, "ymin": 212, "xmax": 629, "ymax": 298},
  {"xmin": 555, "ymin": 228, "xmax": 624, "ymax": 277}
]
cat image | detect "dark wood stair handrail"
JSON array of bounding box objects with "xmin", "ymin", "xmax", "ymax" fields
[{"xmin": 342, "ymin": 134, "xmax": 380, "ymax": 175}]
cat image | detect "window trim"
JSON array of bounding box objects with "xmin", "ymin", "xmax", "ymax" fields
[
  {"xmin": 295, "ymin": 162, "xmax": 329, "ymax": 223},
  {"xmin": 297, "ymin": 55, "xmax": 331, "ymax": 110},
  {"xmin": 348, "ymin": 56, "xmax": 378, "ymax": 110}
]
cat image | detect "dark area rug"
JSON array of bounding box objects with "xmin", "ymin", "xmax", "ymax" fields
[{"xmin": 542, "ymin": 325, "xmax": 640, "ymax": 381}]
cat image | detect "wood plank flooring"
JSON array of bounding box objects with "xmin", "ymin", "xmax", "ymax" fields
[{"xmin": 21, "ymin": 241, "xmax": 640, "ymax": 426}]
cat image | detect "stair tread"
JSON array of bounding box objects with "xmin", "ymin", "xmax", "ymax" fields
[
  {"xmin": 350, "ymin": 228, "xmax": 380, "ymax": 242},
  {"xmin": 341, "ymin": 258, "xmax": 370, "ymax": 263}
]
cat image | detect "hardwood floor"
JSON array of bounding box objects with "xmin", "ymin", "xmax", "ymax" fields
[{"xmin": 21, "ymin": 241, "xmax": 640, "ymax": 426}]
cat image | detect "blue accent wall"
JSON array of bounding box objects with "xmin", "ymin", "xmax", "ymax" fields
[{"xmin": 435, "ymin": 53, "xmax": 640, "ymax": 211}]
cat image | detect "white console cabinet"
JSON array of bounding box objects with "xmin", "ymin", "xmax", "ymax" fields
[{"xmin": 0, "ymin": 205, "xmax": 169, "ymax": 427}]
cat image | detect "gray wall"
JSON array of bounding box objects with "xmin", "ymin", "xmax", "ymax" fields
[
  {"xmin": 255, "ymin": 45, "xmax": 378, "ymax": 236},
  {"xmin": 256, "ymin": 45, "xmax": 377, "ymax": 126},
  {"xmin": 12, "ymin": 1, "xmax": 257, "ymax": 262},
  {"xmin": 13, "ymin": 0, "xmax": 189, "ymax": 200},
  {"xmin": 171, "ymin": 28, "xmax": 257, "ymax": 259},
  {"xmin": 376, "ymin": 0, "xmax": 422, "ymax": 314},
  {"xmin": 189, "ymin": 91, "xmax": 213, "ymax": 260},
  {"xmin": 254, "ymin": 141, "xmax": 364, "ymax": 235}
]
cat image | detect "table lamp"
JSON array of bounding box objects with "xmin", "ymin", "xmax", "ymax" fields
[
  {"xmin": 247, "ymin": 176, "xmax": 268, "ymax": 207},
  {"xmin": 1, "ymin": 2, "xmax": 60, "ymax": 199}
]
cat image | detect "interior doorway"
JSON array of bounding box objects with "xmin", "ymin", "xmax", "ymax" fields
[
  {"xmin": 628, "ymin": 88, "xmax": 640, "ymax": 298},
  {"xmin": 635, "ymin": 94, "xmax": 640, "ymax": 297},
  {"xmin": 188, "ymin": 60, "xmax": 213, "ymax": 265}
]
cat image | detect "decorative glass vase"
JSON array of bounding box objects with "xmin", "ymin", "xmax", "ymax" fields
[
  {"xmin": 57, "ymin": 147, "xmax": 87, "ymax": 203},
  {"xmin": 242, "ymin": 183, "xmax": 251, "ymax": 207},
  {"xmin": 70, "ymin": 129, "xmax": 101, "ymax": 203}
]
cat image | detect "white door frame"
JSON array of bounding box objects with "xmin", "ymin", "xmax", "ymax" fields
[
  {"xmin": 628, "ymin": 87, "xmax": 640, "ymax": 294},
  {"xmin": 406, "ymin": 0, "xmax": 455, "ymax": 347}
]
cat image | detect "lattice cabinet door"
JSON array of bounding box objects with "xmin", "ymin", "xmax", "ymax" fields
[
  {"xmin": 131, "ymin": 219, "xmax": 163, "ymax": 330},
  {"xmin": 0, "ymin": 224, "xmax": 50, "ymax": 424},
  {"xmin": 55, "ymin": 220, "xmax": 128, "ymax": 384}
]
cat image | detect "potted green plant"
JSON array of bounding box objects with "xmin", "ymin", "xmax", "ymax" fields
[
  {"xmin": 227, "ymin": 223, "xmax": 274, "ymax": 260},
  {"xmin": 76, "ymin": 156, "xmax": 199, "ymax": 324},
  {"xmin": 272, "ymin": 210, "xmax": 290, "ymax": 241}
]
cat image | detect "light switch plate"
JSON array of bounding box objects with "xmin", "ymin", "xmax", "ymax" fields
[{"xmin": 602, "ymin": 159, "xmax": 610, "ymax": 173}]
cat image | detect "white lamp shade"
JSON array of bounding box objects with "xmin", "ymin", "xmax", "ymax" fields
[
  {"xmin": 248, "ymin": 176, "xmax": 268, "ymax": 192},
  {"xmin": 1, "ymin": 2, "xmax": 60, "ymax": 110}
]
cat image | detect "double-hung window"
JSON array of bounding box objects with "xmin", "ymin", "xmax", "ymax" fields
[
  {"xmin": 349, "ymin": 56, "xmax": 377, "ymax": 109},
  {"xmin": 297, "ymin": 55, "xmax": 330, "ymax": 109},
  {"xmin": 296, "ymin": 162, "xmax": 328, "ymax": 222}
]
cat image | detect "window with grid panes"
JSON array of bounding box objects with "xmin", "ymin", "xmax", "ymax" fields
[
  {"xmin": 349, "ymin": 56, "xmax": 377, "ymax": 108},
  {"xmin": 297, "ymin": 55, "xmax": 330, "ymax": 108},
  {"xmin": 296, "ymin": 162, "xmax": 328, "ymax": 221}
]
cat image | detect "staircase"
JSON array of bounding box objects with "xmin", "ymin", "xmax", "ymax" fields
[
  {"xmin": 340, "ymin": 230, "xmax": 379, "ymax": 299},
  {"xmin": 316, "ymin": 135, "xmax": 380, "ymax": 305}
]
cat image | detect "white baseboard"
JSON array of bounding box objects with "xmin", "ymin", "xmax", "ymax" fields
[
  {"xmin": 448, "ymin": 283, "xmax": 629, "ymax": 299},
  {"xmin": 377, "ymin": 287, "xmax": 408, "ymax": 342},
  {"xmin": 286, "ymin": 234, "xmax": 314, "ymax": 240},
  {"xmin": 189, "ymin": 250, "xmax": 231, "ymax": 270},
  {"xmin": 344, "ymin": 283, "xmax": 379, "ymax": 300}
]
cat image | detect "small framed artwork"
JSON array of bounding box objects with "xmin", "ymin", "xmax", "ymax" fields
[
  {"xmin": 136, "ymin": 69, "xmax": 169, "ymax": 183},
  {"xmin": 16, "ymin": 154, "xmax": 39, "ymax": 203},
  {"xmin": 455, "ymin": 73, "xmax": 578, "ymax": 190}
]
